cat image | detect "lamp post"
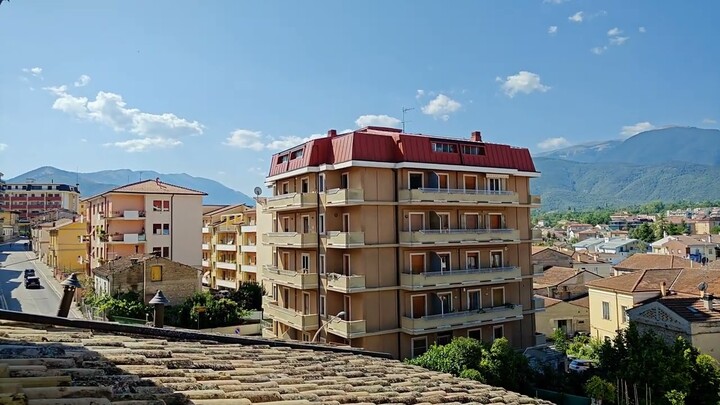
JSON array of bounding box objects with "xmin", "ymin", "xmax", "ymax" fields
[
  {"xmin": 57, "ymin": 273, "xmax": 82, "ymax": 318},
  {"xmin": 149, "ymin": 290, "xmax": 170, "ymax": 328},
  {"xmin": 311, "ymin": 311, "xmax": 345, "ymax": 343}
]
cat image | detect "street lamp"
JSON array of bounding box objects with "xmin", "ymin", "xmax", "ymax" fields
[
  {"xmin": 311, "ymin": 311, "xmax": 345, "ymax": 343},
  {"xmin": 57, "ymin": 273, "xmax": 82, "ymax": 318}
]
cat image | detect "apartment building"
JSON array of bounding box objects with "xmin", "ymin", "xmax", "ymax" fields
[
  {"xmin": 46, "ymin": 217, "xmax": 87, "ymax": 273},
  {"xmin": 0, "ymin": 182, "xmax": 80, "ymax": 220},
  {"xmin": 201, "ymin": 204, "xmax": 258, "ymax": 289},
  {"xmin": 84, "ymin": 179, "xmax": 206, "ymax": 271},
  {"xmin": 257, "ymin": 127, "xmax": 542, "ymax": 359}
]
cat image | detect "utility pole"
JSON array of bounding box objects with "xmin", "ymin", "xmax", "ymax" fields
[{"xmin": 402, "ymin": 107, "xmax": 414, "ymax": 133}]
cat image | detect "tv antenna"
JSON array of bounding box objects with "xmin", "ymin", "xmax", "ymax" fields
[{"xmin": 401, "ymin": 107, "xmax": 414, "ymax": 133}]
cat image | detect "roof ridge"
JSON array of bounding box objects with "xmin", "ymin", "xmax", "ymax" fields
[
  {"xmin": 630, "ymin": 269, "xmax": 647, "ymax": 292},
  {"xmin": 667, "ymin": 268, "xmax": 685, "ymax": 291}
]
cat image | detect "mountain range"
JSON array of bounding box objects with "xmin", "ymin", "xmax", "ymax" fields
[{"xmin": 6, "ymin": 167, "xmax": 255, "ymax": 206}]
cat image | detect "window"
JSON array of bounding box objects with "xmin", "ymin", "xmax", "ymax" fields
[
  {"xmin": 319, "ymin": 214, "xmax": 325, "ymax": 235},
  {"xmin": 621, "ymin": 305, "xmax": 628, "ymax": 323},
  {"xmin": 431, "ymin": 142, "xmax": 458, "ymax": 153},
  {"xmin": 163, "ymin": 201, "xmax": 170, "ymax": 211},
  {"xmin": 490, "ymin": 251, "xmax": 503, "ymax": 268},
  {"xmin": 277, "ymin": 154, "xmax": 289, "ymax": 164},
  {"xmin": 302, "ymin": 216, "xmax": 310, "ymax": 233},
  {"xmin": 301, "ymin": 178, "xmax": 309, "ymax": 193},
  {"xmin": 301, "ymin": 253, "xmax": 310, "ymax": 272},
  {"xmin": 491, "ymin": 287, "xmax": 505, "ymax": 307},
  {"xmin": 468, "ymin": 290, "xmax": 481, "ymax": 310},
  {"xmin": 301, "ymin": 333, "xmax": 310, "ymax": 342},
  {"xmin": 468, "ymin": 329, "xmax": 482, "ymax": 341},
  {"xmin": 150, "ymin": 265, "xmax": 162, "ymax": 281},
  {"xmin": 487, "ymin": 177, "xmax": 506, "ymax": 192},
  {"xmin": 153, "ymin": 223, "xmax": 170, "ymax": 235},
  {"xmin": 602, "ymin": 301, "xmax": 611, "ymax": 320},
  {"xmin": 437, "ymin": 292, "xmax": 452, "ymax": 314},
  {"xmin": 319, "ymin": 254, "xmax": 326, "ymax": 275},
  {"xmin": 320, "ymin": 295, "xmax": 327, "ymax": 316},
  {"xmin": 152, "ymin": 200, "xmax": 170, "ymax": 211},
  {"xmin": 409, "ymin": 173, "xmax": 423, "ymax": 190},
  {"xmin": 162, "ymin": 247, "xmax": 169, "ymax": 258},
  {"xmin": 163, "ymin": 224, "xmax": 170, "ymax": 235},
  {"xmin": 290, "ymin": 149, "xmax": 304, "ymax": 160},
  {"xmin": 303, "ymin": 292, "xmax": 311, "ymax": 313},
  {"xmin": 436, "ymin": 332, "xmax": 453, "ymax": 346},
  {"xmin": 281, "ymin": 182, "xmax": 289, "ymax": 194},
  {"xmin": 466, "ymin": 252, "xmax": 479, "ymax": 269},
  {"xmin": 411, "ymin": 337, "xmax": 428, "ymax": 358},
  {"xmin": 340, "ymin": 173, "xmax": 349, "ymax": 189},
  {"xmin": 152, "ymin": 247, "xmax": 161, "ymax": 257},
  {"xmin": 318, "ymin": 173, "xmax": 326, "ymax": 192},
  {"xmin": 493, "ymin": 325, "xmax": 504, "ymax": 340},
  {"xmin": 462, "ymin": 145, "xmax": 485, "ymax": 155}
]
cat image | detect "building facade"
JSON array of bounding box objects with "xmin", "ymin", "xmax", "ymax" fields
[
  {"xmin": 46, "ymin": 218, "xmax": 87, "ymax": 273},
  {"xmin": 0, "ymin": 182, "xmax": 80, "ymax": 220},
  {"xmin": 84, "ymin": 179, "xmax": 206, "ymax": 270},
  {"xmin": 257, "ymin": 127, "xmax": 542, "ymax": 359}
]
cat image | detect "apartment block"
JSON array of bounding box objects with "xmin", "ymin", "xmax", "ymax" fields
[
  {"xmin": 0, "ymin": 182, "xmax": 80, "ymax": 220},
  {"xmin": 201, "ymin": 204, "xmax": 258, "ymax": 289},
  {"xmin": 257, "ymin": 127, "xmax": 542, "ymax": 359},
  {"xmin": 84, "ymin": 179, "xmax": 206, "ymax": 272}
]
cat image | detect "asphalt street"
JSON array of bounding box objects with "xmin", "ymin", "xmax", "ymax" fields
[{"xmin": 0, "ymin": 239, "xmax": 77, "ymax": 317}]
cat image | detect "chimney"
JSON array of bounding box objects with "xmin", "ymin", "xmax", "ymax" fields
[
  {"xmin": 327, "ymin": 129, "xmax": 337, "ymax": 138},
  {"xmin": 704, "ymin": 294, "xmax": 714, "ymax": 311},
  {"xmin": 660, "ymin": 281, "xmax": 667, "ymax": 297},
  {"xmin": 470, "ymin": 131, "xmax": 482, "ymax": 142}
]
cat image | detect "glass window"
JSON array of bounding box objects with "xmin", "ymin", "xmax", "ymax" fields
[
  {"xmin": 412, "ymin": 337, "xmax": 428, "ymax": 358},
  {"xmin": 468, "ymin": 329, "xmax": 481, "ymax": 341},
  {"xmin": 436, "ymin": 332, "xmax": 453, "ymax": 346},
  {"xmin": 602, "ymin": 302, "xmax": 611, "ymax": 320},
  {"xmin": 493, "ymin": 325, "xmax": 504, "ymax": 340}
]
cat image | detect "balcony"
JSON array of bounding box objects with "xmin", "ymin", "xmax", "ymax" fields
[
  {"xmin": 240, "ymin": 244, "xmax": 257, "ymax": 253},
  {"xmin": 399, "ymin": 229, "xmax": 519, "ymax": 245},
  {"xmin": 216, "ymin": 243, "xmax": 236, "ymax": 251},
  {"xmin": 266, "ymin": 192, "xmax": 318, "ymax": 211},
  {"xmin": 217, "ymin": 224, "xmax": 238, "ymax": 233},
  {"xmin": 326, "ymin": 273, "xmax": 366, "ymax": 293},
  {"xmin": 216, "ymin": 279, "xmax": 236, "ymax": 289},
  {"xmin": 201, "ymin": 259, "xmax": 210, "ymax": 267},
  {"xmin": 241, "ymin": 264, "xmax": 257, "ymax": 273},
  {"xmin": 106, "ymin": 210, "xmax": 146, "ymax": 220},
  {"xmin": 400, "ymin": 266, "xmax": 521, "ymax": 290},
  {"xmin": 530, "ymin": 195, "xmax": 541, "ymax": 206},
  {"xmin": 398, "ymin": 188, "xmax": 519, "ymax": 205},
  {"xmin": 322, "ymin": 188, "xmax": 364, "ymax": 206},
  {"xmin": 327, "ymin": 319, "xmax": 367, "ymax": 339},
  {"xmin": 202, "ymin": 243, "xmax": 211, "ymax": 250},
  {"xmin": 401, "ymin": 305, "xmax": 523, "ymax": 334},
  {"xmin": 106, "ymin": 233, "xmax": 146, "ymax": 244},
  {"xmin": 263, "ymin": 232, "xmax": 318, "ymax": 248},
  {"xmin": 202, "ymin": 227, "xmax": 210, "ymax": 234},
  {"xmin": 241, "ymin": 225, "xmax": 257, "ymax": 233},
  {"xmin": 533, "ymin": 296, "xmax": 545, "ymax": 312},
  {"xmin": 532, "ymin": 228, "xmax": 543, "ymax": 241},
  {"xmin": 262, "ymin": 297, "xmax": 319, "ymax": 331},
  {"xmin": 217, "ymin": 261, "xmax": 237, "ymax": 270},
  {"xmin": 325, "ymin": 231, "xmax": 365, "ymax": 248},
  {"xmin": 261, "ymin": 265, "xmax": 318, "ymax": 289}
]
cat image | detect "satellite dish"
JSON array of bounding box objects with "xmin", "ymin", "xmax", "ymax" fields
[
  {"xmin": 698, "ymin": 281, "xmax": 708, "ymax": 292},
  {"xmin": 253, "ymin": 187, "xmax": 262, "ymax": 196}
]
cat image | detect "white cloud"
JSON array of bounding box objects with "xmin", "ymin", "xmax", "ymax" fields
[
  {"xmin": 74, "ymin": 74, "xmax": 91, "ymax": 87},
  {"xmin": 421, "ymin": 94, "xmax": 461, "ymax": 120},
  {"xmin": 544, "ymin": 0, "xmax": 569, "ymax": 4},
  {"xmin": 639, "ymin": 26, "xmax": 646, "ymax": 33},
  {"xmin": 0, "ymin": 143, "xmax": 7, "ymax": 152},
  {"xmin": 266, "ymin": 133, "xmax": 324, "ymax": 151},
  {"xmin": 591, "ymin": 46, "xmax": 608, "ymax": 55},
  {"xmin": 609, "ymin": 36, "xmax": 629, "ymax": 45},
  {"xmin": 496, "ymin": 71, "xmax": 551, "ymax": 98},
  {"xmin": 355, "ymin": 114, "xmax": 401, "ymax": 128},
  {"xmin": 548, "ymin": 26, "xmax": 558, "ymax": 35},
  {"xmin": 537, "ymin": 137, "xmax": 571, "ymax": 151},
  {"xmin": 620, "ymin": 121, "xmax": 656, "ymax": 138},
  {"xmin": 22, "ymin": 67, "xmax": 43, "ymax": 77},
  {"xmin": 80, "ymin": 138, "xmax": 88, "ymax": 143},
  {"xmin": 607, "ymin": 27, "xmax": 622, "ymax": 36},
  {"xmin": 416, "ymin": 89, "xmax": 425, "ymax": 99},
  {"xmin": 703, "ymin": 118, "xmax": 717, "ymax": 125},
  {"xmin": 224, "ymin": 129, "xmax": 265, "ymax": 151},
  {"xmin": 568, "ymin": 11, "xmax": 584, "ymax": 22},
  {"xmin": 104, "ymin": 137, "xmax": 182, "ymax": 152}
]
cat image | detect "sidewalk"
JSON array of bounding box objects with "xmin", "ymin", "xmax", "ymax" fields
[{"xmin": 23, "ymin": 251, "xmax": 84, "ymax": 319}]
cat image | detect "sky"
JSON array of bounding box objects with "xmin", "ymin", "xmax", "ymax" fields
[{"xmin": 1, "ymin": 0, "xmax": 719, "ymax": 195}]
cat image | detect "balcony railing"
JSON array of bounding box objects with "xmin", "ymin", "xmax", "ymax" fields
[
  {"xmin": 106, "ymin": 233, "xmax": 146, "ymax": 243},
  {"xmin": 323, "ymin": 188, "xmax": 365, "ymax": 206},
  {"xmin": 241, "ymin": 264, "xmax": 257, "ymax": 273},
  {"xmin": 216, "ymin": 279, "xmax": 236, "ymax": 289},
  {"xmin": 325, "ymin": 231, "xmax": 365, "ymax": 248},
  {"xmin": 216, "ymin": 243, "xmax": 236, "ymax": 251},
  {"xmin": 263, "ymin": 232, "xmax": 318, "ymax": 248},
  {"xmin": 533, "ymin": 296, "xmax": 545, "ymax": 312},
  {"xmin": 107, "ymin": 210, "xmax": 146, "ymax": 219},
  {"xmin": 326, "ymin": 273, "xmax": 366, "ymax": 293},
  {"xmin": 400, "ymin": 266, "xmax": 521, "ymax": 290},
  {"xmin": 266, "ymin": 192, "xmax": 318, "ymax": 211},
  {"xmin": 398, "ymin": 188, "xmax": 519, "ymax": 205},
  {"xmin": 241, "ymin": 225, "xmax": 257, "ymax": 233},
  {"xmin": 400, "ymin": 229, "xmax": 519, "ymax": 245},
  {"xmin": 201, "ymin": 259, "xmax": 210, "ymax": 267},
  {"xmin": 202, "ymin": 226, "xmax": 210, "ymax": 234},
  {"xmin": 401, "ymin": 305, "xmax": 523, "ymax": 334},
  {"xmin": 217, "ymin": 224, "xmax": 238, "ymax": 233},
  {"xmin": 202, "ymin": 243, "xmax": 211, "ymax": 250},
  {"xmin": 326, "ymin": 319, "xmax": 367, "ymax": 339},
  {"xmin": 261, "ymin": 265, "xmax": 318, "ymax": 289},
  {"xmin": 262, "ymin": 297, "xmax": 318, "ymax": 331},
  {"xmin": 216, "ymin": 261, "xmax": 237, "ymax": 270},
  {"xmin": 240, "ymin": 244, "xmax": 257, "ymax": 253}
]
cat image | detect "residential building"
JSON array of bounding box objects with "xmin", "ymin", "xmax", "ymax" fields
[
  {"xmin": 533, "ymin": 266, "xmax": 602, "ymax": 300},
  {"xmin": 576, "ymin": 228, "xmax": 602, "ymax": 241},
  {"xmin": 84, "ymin": 179, "xmax": 207, "ymax": 269},
  {"xmin": 572, "ymin": 237, "xmax": 644, "ymax": 264},
  {"xmin": 531, "ymin": 247, "xmax": 573, "ymax": 274},
  {"xmin": 46, "ymin": 217, "xmax": 87, "ymax": 273},
  {"xmin": 566, "ymin": 223, "xmax": 594, "ymax": 239},
  {"xmin": 572, "ymin": 252, "xmax": 614, "ymax": 278},
  {"xmin": 693, "ymin": 216, "xmax": 720, "ymax": 235},
  {"xmin": 613, "ymin": 253, "xmax": 692, "ymax": 275},
  {"xmin": 0, "ymin": 182, "xmax": 80, "ymax": 221},
  {"xmin": 93, "ymin": 254, "xmax": 202, "ymax": 304},
  {"xmin": 0, "ymin": 210, "xmax": 19, "ymax": 239},
  {"xmin": 536, "ymin": 295, "xmax": 589, "ymax": 337},
  {"xmin": 30, "ymin": 221, "xmax": 54, "ymax": 262},
  {"xmin": 201, "ymin": 203, "xmax": 257, "ymax": 290},
  {"xmin": 651, "ymin": 235, "xmax": 718, "ymax": 263},
  {"xmin": 257, "ymin": 127, "xmax": 542, "ymax": 359}
]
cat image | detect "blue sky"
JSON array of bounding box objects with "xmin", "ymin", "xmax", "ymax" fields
[{"xmin": 1, "ymin": 0, "xmax": 718, "ymax": 195}]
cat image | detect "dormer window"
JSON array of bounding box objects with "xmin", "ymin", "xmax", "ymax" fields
[
  {"xmin": 462, "ymin": 145, "xmax": 485, "ymax": 155},
  {"xmin": 290, "ymin": 148, "xmax": 304, "ymax": 160},
  {"xmin": 432, "ymin": 142, "xmax": 458, "ymax": 153},
  {"xmin": 277, "ymin": 154, "xmax": 289, "ymax": 164}
]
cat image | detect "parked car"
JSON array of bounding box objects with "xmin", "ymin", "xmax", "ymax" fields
[
  {"xmin": 568, "ymin": 358, "xmax": 595, "ymax": 373},
  {"xmin": 24, "ymin": 276, "xmax": 41, "ymax": 289},
  {"xmin": 23, "ymin": 269, "xmax": 36, "ymax": 279}
]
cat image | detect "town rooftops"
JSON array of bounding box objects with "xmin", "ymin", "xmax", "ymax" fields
[
  {"xmin": 0, "ymin": 310, "xmax": 552, "ymax": 405},
  {"xmin": 654, "ymin": 295, "xmax": 720, "ymax": 322},
  {"xmin": 613, "ymin": 254, "xmax": 692, "ymax": 272},
  {"xmin": 203, "ymin": 203, "xmax": 253, "ymax": 217},
  {"xmin": 651, "ymin": 235, "xmax": 717, "ymax": 248},
  {"xmin": 586, "ymin": 269, "xmax": 683, "ymax": 294},
  {"xmin": 541, "ymin": 294, "xmax": 589, "ymax": 309},
  {"xmin": 86, "ymin": 179, "xmax": 207, "ymax": 200},
  {"xmin": 531, "ymin": 246, "xmax": 572, "ymax": 257},
  {"xmin": 533, "ymin": 266, "xmax": 581, "ymax": 289},
  {"xmin": 267, "ymin": 127, "xmax": 538, "ymax": 180}
]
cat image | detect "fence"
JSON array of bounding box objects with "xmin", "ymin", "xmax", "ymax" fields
[{"xmin": 535, "ymin": 389, "xmax": 591, "ymax": 405}]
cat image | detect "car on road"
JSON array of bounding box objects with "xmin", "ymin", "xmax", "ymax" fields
[
  {"xmin": 23, "ymin": 269, "xmax": 36, "ymax": 279},
  {"xmin": 568, "ymin": 358, "xmax": 595, "ymax": 373},
  {"xmin": 24, "ymin": 276, "xmax": 41, "ymax": 289}
]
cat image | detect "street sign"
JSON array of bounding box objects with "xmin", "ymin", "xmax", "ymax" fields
[{"xmin": 234, "ymin": 328, "xmax": 240, "ymax": 334}]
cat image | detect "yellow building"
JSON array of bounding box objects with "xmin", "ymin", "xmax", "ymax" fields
[
  {"xmin": 201, "ymin": 204, "xmax": 257, "ymax": 289},
  {"xmin": 535, "ymin": 295, "xmax": 589, "ymax": 337},
  {"xmin": 46, "ymin": 218, "xmax": 88, "ymax": 273},
  {"xmin": 257, "ymin": 127, "xmax": 542, "ymax": 359},
  {"xmin": 0, "ymin": 210, "xmax": 20, "ymax": 239}
]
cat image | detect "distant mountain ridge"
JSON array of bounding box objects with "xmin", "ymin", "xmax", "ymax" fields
[{"xmin": 6, "ymin": 167, "xmax": 255, "ymax": 206}]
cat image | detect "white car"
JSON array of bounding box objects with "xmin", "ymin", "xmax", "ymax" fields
[{"xmin": 568, "ymin": 358, "xmax": 595, "ymax": 372}]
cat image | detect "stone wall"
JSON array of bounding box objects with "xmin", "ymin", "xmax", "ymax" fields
[{"xmin": 110, "ymin": 257, "xmax": 201, "ymax": 304}]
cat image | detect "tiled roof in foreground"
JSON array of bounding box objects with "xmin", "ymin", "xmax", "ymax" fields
[{"xmin": 0, "ymin": 311, "xmax": 552, "ymax": 405}]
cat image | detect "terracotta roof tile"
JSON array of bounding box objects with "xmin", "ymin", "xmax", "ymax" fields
[
  {"xmin": 587, "ymin": 269, "xmax": 683, "ymax": 293},
  {"xmin": 533, "ymin": 266, "xmax": 578, "ymax": 289},
  {"xmin": 654, "ymin": 295, "xmax": 720, "ymax": 322},
  {"xmin": 568, "ymin": 295, "xmax": 590, "ymax": 308},
  {"xmin": 92, "ymin": 179, "xmax": 207, "ymax": 198},
  {"xmin": 0, "ymin": 314, "xmax": 552, "ymax": 405},
  {"xmin": 614, "ymin": 254, "xmax": 692, "ymax": 272}
]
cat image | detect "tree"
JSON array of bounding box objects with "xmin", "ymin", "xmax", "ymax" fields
[
  {"xmin": 665, "ymin": 390, "xmax": 686, "ymax": 405},
  {"xmin": 407, "ymin": 337, "xmax": 484, "ymax": 376},
  {"xmin": 711, "ymin": 225, "xmax": 720, "ymax": 235},
  {"xmin": 585, "ymin": 376, "xmax": 615, "ymax": 404},
  {"xmin": 629, "ymin": 222, "xmax": 655, "ymax": 243},
  {"xmin": 84, "ymin": 291, "xmax": 150, "ymax": 320},
  {"xmin": 552, "ymin": 328, "xmax": 568, "ymax": 354},
  {"xmin": 165, "ymin": 291, "xmax": 249, "ymax": 329},
  {"xmin": 478, "ymin": 338, "xmax": 533, "ymax": 393}
]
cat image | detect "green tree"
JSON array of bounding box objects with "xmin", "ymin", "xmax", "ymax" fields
[
  {"xmin": 584, "ymin": 376, "xmax": 616, "ymax": 404},
  {"xmin": 629, "ymin": 222, "xmax": 655, "ymax": 243},
  {"xmin": 711, "ymin": 225, "xmax": 720, "ymax": 234},
  {"xmin": 84, "ymin": 291, "xmax": 150, "ymax": 320},
  {"xmin": 665, "ymin": 390, "xmax": 686, "ymax": 405},
  {"xmin": 407, "ymin": 337, "xmax": 484, "ymax": 376},
  {"xmin": 552, "ymin": 328, "xmax": 568, "ymax": 354},
  {"xmin": 478, "ymin": 338, "xmax": 533, "ymax": 393},
  {"xmin": 165, "ymin": 291, "xmax": 249, "ymax": 329}
]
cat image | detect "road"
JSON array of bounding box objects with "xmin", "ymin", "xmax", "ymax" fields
[{"xmin": 0, "ymin": 239, "xmax": 77, "ymax": 317}]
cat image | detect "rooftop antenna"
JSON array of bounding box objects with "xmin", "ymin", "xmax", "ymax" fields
[{"xmin": 401, "ymin": 107, "xmax": 414, "ymax": 133}]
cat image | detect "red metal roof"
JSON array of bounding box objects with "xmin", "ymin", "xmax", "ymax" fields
[{"xmin": 268, "ymin": 127, "xmax": 537, "ymax": 177}]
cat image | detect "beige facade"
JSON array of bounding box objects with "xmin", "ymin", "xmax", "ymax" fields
[
  {"xmin": 201, "ymin": 204, "xmax": 257, "ymax": 289},
  {"xmin": 85, "ymin": 180, "xmax": 206, "ymax": 270},
  {"xmin": 258, "ymin": 129, "xmax": 541, "ymax": 359},
  {"xmin": 1, "ymin": 183, "xmax": 80, "ymax": 220},
  {"xmin": 588, "ymin": 287, "xmax": 658, "ymax": 340},
  {"xmin": 535, "ymin": 296, "xmax": 589, "ymax": 337}
]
